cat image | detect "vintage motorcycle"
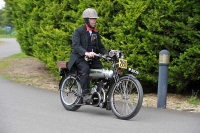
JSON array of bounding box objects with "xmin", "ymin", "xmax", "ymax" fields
[{"xmin": 57, "ymin": 50, "xmax": 143, "ymax": 120}]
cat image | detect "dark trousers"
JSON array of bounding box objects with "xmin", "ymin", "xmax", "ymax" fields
[{"xmin": 75, "ymin": 57, "xmax": 103, "ymax": 95}]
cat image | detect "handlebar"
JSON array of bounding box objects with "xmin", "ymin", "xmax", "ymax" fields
[
  {"xmin": 84, "ymin": 50, "xmax": 124, "ymax": 61},
  {"xmin": 84, "ymin": 53, "xmax": 111, "ymax": 61}
]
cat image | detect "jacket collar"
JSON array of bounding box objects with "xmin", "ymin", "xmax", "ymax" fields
[{"xmin": 85, "ymin": 24, "xmax": 98, "ymax": 32}]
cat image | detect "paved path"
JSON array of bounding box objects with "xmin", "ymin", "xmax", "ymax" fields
[
  {"xmin": 0, "ymin": 38, "xmax": 21, "ymax": 58},
  {"xmin": 0, "ymin": 38, "xmax": 200, "ymax": 133}
]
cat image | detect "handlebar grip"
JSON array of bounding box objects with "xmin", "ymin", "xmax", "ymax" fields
[
  {"xmin": 84, "ymin": 56, "xmax": 91, "ymax": 61},
  {"xmin": 85, "ymin": 53, "xmax": 100, "ymax": 61}
]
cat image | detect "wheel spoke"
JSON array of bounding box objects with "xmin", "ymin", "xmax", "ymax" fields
[
  {"xmin": 60, "ymin": 76, "xmax": 81, "ymax": 106},
  {"xmin": 111, "ymin": 76, "xmax": 143, "ymax": 119}
]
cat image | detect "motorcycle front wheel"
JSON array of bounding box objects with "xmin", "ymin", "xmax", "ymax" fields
[
  {"xmin": 109, "ymin": 75, "xmax": 143, "ymax": 120},
  {"xmin": 60, "ymin": 75, "xmax": 82, "ymax": 111}
]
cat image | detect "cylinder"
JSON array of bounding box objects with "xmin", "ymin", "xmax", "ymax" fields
[{"xmin": 157, "ymin": 50, "xmax": 170, "ymax": 109}]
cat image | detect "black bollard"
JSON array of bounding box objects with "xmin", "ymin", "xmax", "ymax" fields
[{"xmin": 157, "ymin": 50, "xmax": 170, "ymax": 109}]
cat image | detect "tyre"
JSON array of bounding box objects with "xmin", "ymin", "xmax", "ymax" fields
[
  {"xmin": 60, "ymin": 75, "xmax": 82, "ymax": 111},
  {"xmin": 109, "ymin": 76, "xmax": 143, "ymax": 120}
]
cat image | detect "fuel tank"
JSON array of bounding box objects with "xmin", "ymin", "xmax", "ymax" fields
[{"xmin": 89, "ymin": 69, "xmax": 113, "ymax": 79}]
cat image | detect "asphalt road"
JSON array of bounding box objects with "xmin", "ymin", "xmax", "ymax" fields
[
  {"xmin": 0, "ymin": 38, "xmax": 21, "ymax": 58},
  {"xmin": 0, "ymin": 38, "xmax": 200, "ymax": 133}
]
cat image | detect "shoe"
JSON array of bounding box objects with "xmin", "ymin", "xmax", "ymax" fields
[{"xmin": 83, "ymin": 94, "xmax": 92, "ymax": 104}]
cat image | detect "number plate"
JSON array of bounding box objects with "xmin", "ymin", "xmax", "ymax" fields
[{"xmin": 119, "ymin": 59, "xmax": 127, "ymax": 69}]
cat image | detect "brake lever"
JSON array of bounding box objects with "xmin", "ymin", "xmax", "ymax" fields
[{"xmin": 101, "ymin": 54, "xmax": 112, "ymax": 61}]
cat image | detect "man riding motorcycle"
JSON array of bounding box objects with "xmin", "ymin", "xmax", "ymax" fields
[{"xmin": 68, "ymin": 8, "xmax": 107, "ymax": 104}]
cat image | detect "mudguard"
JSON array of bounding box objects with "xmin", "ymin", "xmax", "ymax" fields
[{"xmin": 125, "ymin": 74, "xmax": 137, "ymax": 79}]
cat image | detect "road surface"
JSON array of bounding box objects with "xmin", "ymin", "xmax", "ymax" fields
[{"xmin": 0, "ymin": 38, "xmax": 200, "ymax": 133}]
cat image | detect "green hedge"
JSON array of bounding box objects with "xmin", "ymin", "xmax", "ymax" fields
[
  {"xmin": 5, "ymin": 0, "xmax": 200, "ymax": 93},
  {"xmin": 0, "ymin": 26, "xmax": 5, "ymax": 34}
]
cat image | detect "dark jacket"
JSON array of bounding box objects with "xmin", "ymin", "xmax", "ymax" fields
[{"xmin": 68, "ymin": 25, "xmax": 107, "ymax": 70}]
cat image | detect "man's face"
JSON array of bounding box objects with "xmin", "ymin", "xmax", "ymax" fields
[{"xmin": 89, "ymin": 18, "xmax": 97, "ymax": 28}]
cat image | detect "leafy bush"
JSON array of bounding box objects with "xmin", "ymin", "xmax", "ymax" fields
[
  {"xmin": 0, "ymin": 26, "xmax": 5, "ymax": 34},
  {"xmin": 5, "ymin": 0, "xmax": 200, "ymax": 93}
]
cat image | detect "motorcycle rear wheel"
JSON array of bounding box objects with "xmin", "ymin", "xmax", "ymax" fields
[
  {"xmin": 109, "ymin": 76, "xmax": 143, "ymax": 120},
  {"xmin": 60, "ymin": 75, "xmax": 82, "ymax": 111}
]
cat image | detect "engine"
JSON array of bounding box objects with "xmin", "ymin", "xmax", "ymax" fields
[{"xmin": 91, "ymin": 81, "xmax": 106, "ymax": 108}]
